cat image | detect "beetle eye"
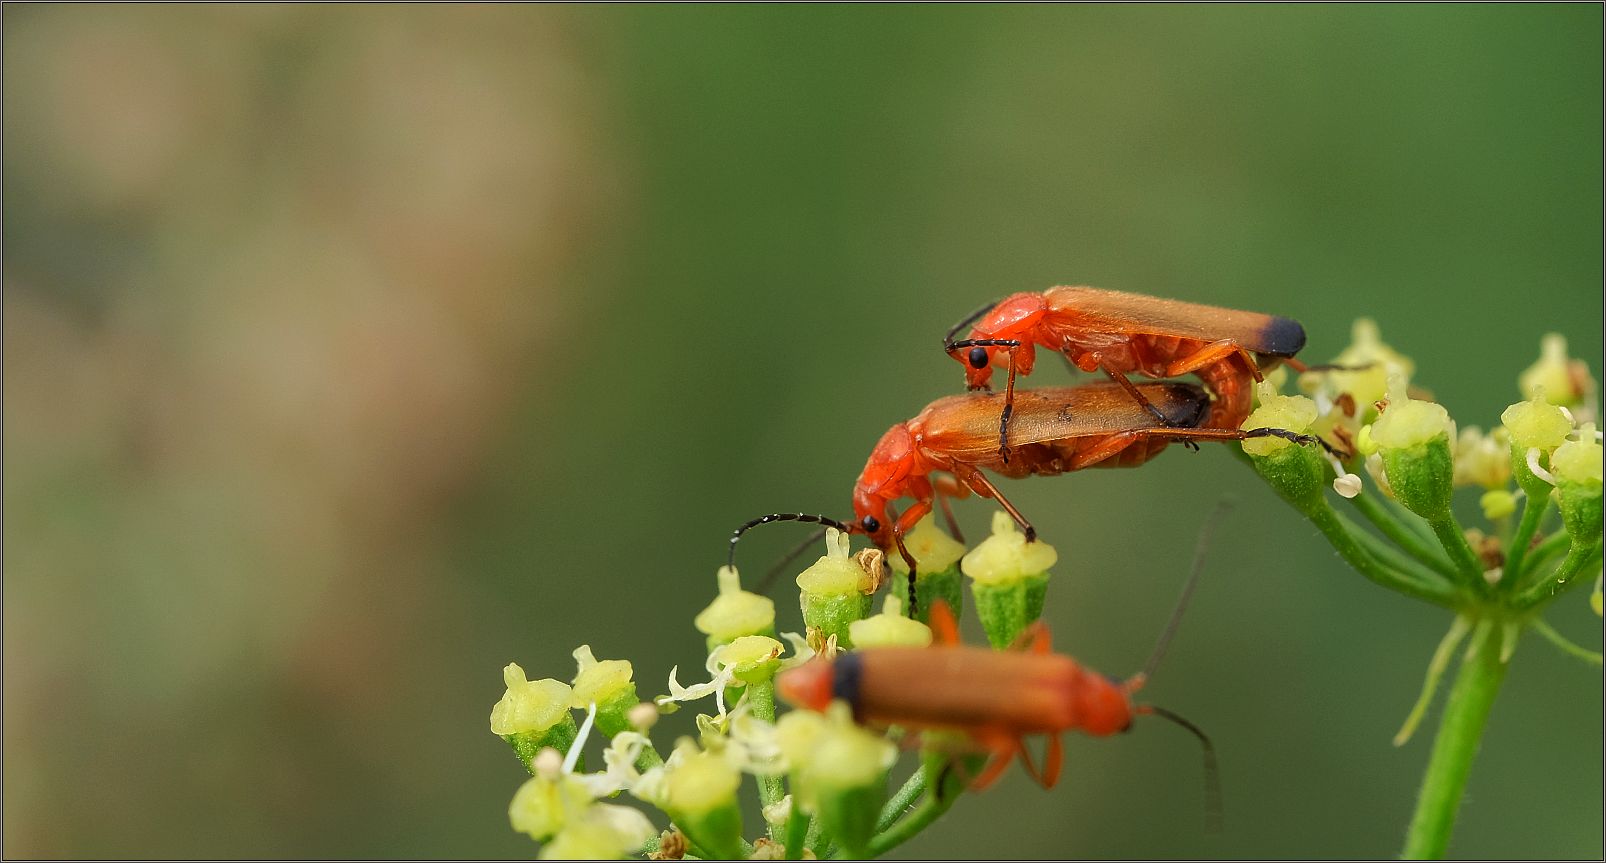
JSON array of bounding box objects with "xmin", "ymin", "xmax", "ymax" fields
[
  {"xmin": 861, "ymin": 516, "xmax": 881, "ymax": 534},
  {"xmin": 967, "ymin": 347, "xmax": 989, "ymax": 369}
]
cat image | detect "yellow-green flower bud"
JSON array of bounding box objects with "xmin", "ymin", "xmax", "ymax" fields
[
  {"xmin": 509, "ymin": 772, "xmax": 594, "ymax": 843},
  {"xmin": 661, "ymin": 745, "xmax": 744, "ymax": 860},
  {"xmin": 1332, "ymin": 318, "xmax": 1416, "ymax": 384},
  {"xmin": 886, "ymin": 515, "xmax": 967, "ymax": 625},
  {"xmin": 1501, "ymin": 393, "xmax": 1573, "ymax": 453},
  {"xmin": 1371, "ymin": 375, "xmax": 1455, "ymax": 520},
  {"xmin": 694, "ymin": 566, "xmax": 776, "ymax": 650},
  {"xmin": 849, "ymin": 595, "xmax": 935, "ymax": 648},
  {"xmin": 715, "ymin": 634, "xmax": 784, "ymax": 685},
  {"xmin": 570, "ymin": 646, "xmax": 639, "ymax": 738},
  {"xmin": 962, "ymin": 511, "xmax": 1054, "ymax": 648},
  {"xmin": 1479, "ymin": 489, "xmax": 1517, "ymax": 521},
  {"xmin": 539, "ymin": 810, "xmax": 656, "ymax": 861},
  {"xmin": 1519, "ymin": 334, "xmax": 1595, "ymax": 409},
  {"xmin": 492, "ymin": 664, "xmax": 579, "ymax": 772},
  {"xmin": 775, "ymin": 708, "xmax": 828, "ymax": 776},
  {"xmin": 1551, "ymin": 425, "xmax": 1603, "ymax": 544},
  {"xmin": 797, "ymin": 529, "xmax": 874, "ymax": 648},
  {"xmin": 1241, "ymin": 383, "xmax": 1328, "ymax": 515}
]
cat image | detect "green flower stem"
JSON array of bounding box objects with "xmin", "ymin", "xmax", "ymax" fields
[
  {"xmin": 1402, "ymin": 621, "xmax": 1509, "ymax": 860},
  {"xmin": 1520, "ymin": 529, "xmax": 1572, "ymax": 581},
  {"xmin": 863, "ymin": 757, "xmax": 974, "ymax": 858},
  {"xmin": 1308, "ymin": 502, "xmax": 1460, "ymax": 608},
  {"xmin": 783, "ymin": 808, "xmax": 811, "ymax": 859},
  {"xmin": 1392, "ymin": 614, "xmax": 1474, "ymax": 747},
  {"xmin": 1385, "ymin": 495, "xmax": 1440, "ymax": 545},
  {"xmin": 1528, "ymin": 617, "xmax": 1604, "ymax": 666},
  {"xmin": 1427, "ymin": 512, "xmax": 1490, "ymax": 592},
  {"xmin": 1333, "ymin": 509, "xmax": 1458, "ymax": 593},
  {"xmin": 745, "ymin": 679, "xmax": 786, "ymax": 838},
  {"xmin": 1502, "ymin": 489, "xmax": 1553, "ymax": 587},
  {"xmin": 1514, "ymin": 541, "xmax": 1603, "ymax": 610},
  {"xmin": 875, "ymin": 770, "xmax": 928, "ymax": 833},
  {"xmin": 1348, "ymin": 491, "xmax": 1458, "ymax": 578},
  {"xmin": 804, "ymin": 808, "xmax": 827, "ymax": 858}
]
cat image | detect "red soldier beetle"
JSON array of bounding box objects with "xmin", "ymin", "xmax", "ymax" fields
[
  {"xmin": 729, "ymin": 381, "xmax": 1325, "ymax": 612},
  {"xmin": 942, "ymin": 286, "xmax": 1322, "ymax": 461},
  {"xmin": 776, "ymin": 501, "xmax": 1232, "ymax": 815}
]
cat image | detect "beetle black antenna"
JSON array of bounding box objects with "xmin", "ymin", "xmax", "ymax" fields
[
  {"xmin": 1136, "ymin": 704, "xmax": 1223, "ymax": 833},
  {"xmin": 728, "ymin": 513, "xmax": 852, "ymax": 571},
  {"xmin": 942, "ymin": 297, "xmax": 1003, "ymax": 350},
  {"xmin": 1137, "ymin": 496, "xmax": 1237, "ymax": 684}
]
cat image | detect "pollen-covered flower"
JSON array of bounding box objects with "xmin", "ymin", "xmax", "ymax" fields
[
  {"xmin": 796, "ymin": 528, "xmax": 875, "ymax": 648},
  {"xmin": 694, "ymin": 566, "xmax": 776, "ymax": 650},
  {"xmin": 1520, "ymin": 334, "xmax": 1597, "ymax": 413},
  {"xmin": 570, "ymin": 646, "xmax": 639, "ymax": 737},
  {"xmin": 635, "ymin": 740, "xmax": 745, "ymax": 861},
  {"xmin": 849, "ymin": 594, "xmax": 935, "ymax": 648},
  {"xmin": 1502, "ymin": 392, "xmax": 1575, "ymax": 494},
  {"xmin": 885, "ymin": 514, "xmax": 968, "ymax": 624},
  {"xmin": 508, "ymin": 704, "xmax": 658, "ymax": 859},
  {"xmin": 492, "ymin": 663, "xmax": 579, "ymax": 772},
  {"xmin": 655, "ymin": 635, "xmax": 789, "ymax": 717},
  {"xmin": 962, "ymin": 511, "xmax": 1055, "ymax": 648},
  {"xmin": 1550, "ymin": 424, "xmax": 1603, "ymax": 543},
  {"xmin": 775, "ymin": 703, "xmax": 895, "ymax": 857},
  {"xmin": 1241, "ymin": 382, "xmax": 1332, "ymax": 511},
  {"xmin": 1371, "ymin": 374, "xmax": 1456, "ymax": 521}
]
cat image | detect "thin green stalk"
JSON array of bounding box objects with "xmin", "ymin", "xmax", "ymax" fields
[
  {"xmin": 865, "ymin": 789, "xmax": 958, "ymax": 858},
  {"xmin": 1348, "ymin": 490, "xmax": 1458, "ymax": 578},
  {"xmin": 1385, "ymin": 495, "xmax": 1440, "ymax": 545},
  {"xmin": 1520, "ymin": 529, "xmax": 1572, "ymax": 581},
  {"xmin": 1307, "ymin": 502, "xmax": 1461, "ymax": 608},
  {"xmin": 1427, "ymin": 512, "xmax": 1490, "ymax": 592},
  {"xmin": 1502, "ymin": 490, "xmax": 1553, "ymax": 587},
  {"xmin": 1393, "ymin": 614, "xmax": 1474, "ymax": 747},
  {"xmin": 746, "ymin": 679, "xmax": 786, "ymax": 839},
  {"xmin": 1515, "ymin": 541, "xmax": 1603, "ymax": 610},
  {"xmin": 875, "ymin": 769, "xmax": 928, "ymax": 833},
  {"xmin": 804, "ymin": 808, "xmax": 827, "ymax": 859},
  {"xmin": 1401, "ymin": 622, "xmax": 1509, "ymax": 859},
  {"xmin": 1333, "ymin": 509, "xmax": 1459, "ymax": 592},
  {"xmin": 783, "ymin": 808, "xmax": 811, "ymax": 859},
  {"xmin": 1528, "ymin": 617, "xmax": 1604, "ymax": 666}
]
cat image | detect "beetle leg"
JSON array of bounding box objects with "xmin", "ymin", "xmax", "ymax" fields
[
  {"xmin": 1068, "ymin": 430, "xmax": 1145, "ymax": 470},
  {"xmin": 1043, "ymin": 733, "xmax": 1064, "ymax": 789},
  {"xmin": 1007, "ymin": 620, "xmax": 1053, "ymax": 654},
  {"xmin": 926, "ymin": 599, "xmax": 961, "ymax": 646},
  {"xmin": 966, "ymin": 736, "xmax": 1019, "ymax": 792},
  {"xmin": 929, "ymin": 475, "xmax": 968, "ymax": 543},
  {"xmin": 996, "ymin": 347, "xmax": 1019, "ymax": 463},
  {"xmin": 959, "ymin": 469, "xmax": 1036, "ymax": 542},
  {"xmin": 1163, "ymin": 339, "xmax": 1263, "ymax": 382},
  {"xmin": 1102, "ymin": 366, "xmax": 1197, "ymax": 450}
]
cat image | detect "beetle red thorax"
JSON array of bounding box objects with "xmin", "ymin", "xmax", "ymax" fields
[
  {"xmin": 964, "ymin": 292, "xmax": 1048, "ymax": 389},
  {"xmin": 1072, "ymin": 672, "xmax": 1136, "ymax": 737}
]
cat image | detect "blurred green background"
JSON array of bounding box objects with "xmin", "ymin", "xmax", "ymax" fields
[{"xmin": 4, "ymin": 5, "xmax": 1601, "ymax": 859}]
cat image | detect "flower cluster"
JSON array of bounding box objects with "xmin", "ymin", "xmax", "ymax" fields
[
  {"xmin": 1239, "ymin": 324, "xmax": 1602, "ymax": 741},
  {"xmin": 489, "ymin": 519, "xmax": 1058, "ymax": 859}
]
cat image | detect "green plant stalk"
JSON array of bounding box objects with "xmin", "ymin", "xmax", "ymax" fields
[
  {"xmin": 1514, "ymin": 541, "xmax": 1603, "ymax": 610},
  {"xmin": 745, "ymin": 679, "xmax": 786, "ymax": 839},
  {"xmin": 1393, "ymin": 614, "xmax": 1474, "ymax": 747},
  {"xmin": 1527, "ymin": 617, "xmax": 1604, "ymax": 666},
  {"xmin": 1401, "ymin": 622, "xmax": 1509, "ymax": 859},
  {"xmin": 875, "ymin": 769, "xmax": 928, "ymax": 833},
  {"xmin": 1307, "ymin": 502, "xmax": 1460, "ymax": 608},
  {"xmin": 1501, "ymin": 489, "xmax": 1553, "ymax": 588},
  {"xmin": 1384, "ymin": 494, "xmax": 1440, "ymax": 544},
  {"xmin": 1519, "ymin": 529, "xmax": 1572, "ymax": 580},
  {"xmin": 1427, "ymin": 512, "xmax": 1489, "ymax": 592},
  {"xmin": 783, "ymin": 808, "xmax": 811, "ymax": 859},
  {"xmin": 1333, "ymin": 509, "xmax": 1458, "ymax": 592},
  {"xmin": 864, "ymin": 793, "xmax": 950, "ymax": 858},
  {"xmin": 804, "ymin": 809, "xmax": 827, "ymax": 859},
  {"xmin": 1348, "ymin": 490, "xmax": 1458, "ymax": 578}
]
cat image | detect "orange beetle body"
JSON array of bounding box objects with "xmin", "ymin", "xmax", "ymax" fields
[
  {"xmin": 947, "ymin": 286, "xmax": 1308, "ymax": 441},
  {"xmin": 778, "ymin": 603, "xmax": 1142, "ymax": 790}
]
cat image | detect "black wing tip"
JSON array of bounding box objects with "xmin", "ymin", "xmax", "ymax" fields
[{"xmin": 1260, "ymin": 316, "xmax": 1306, "ymax": 357}]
